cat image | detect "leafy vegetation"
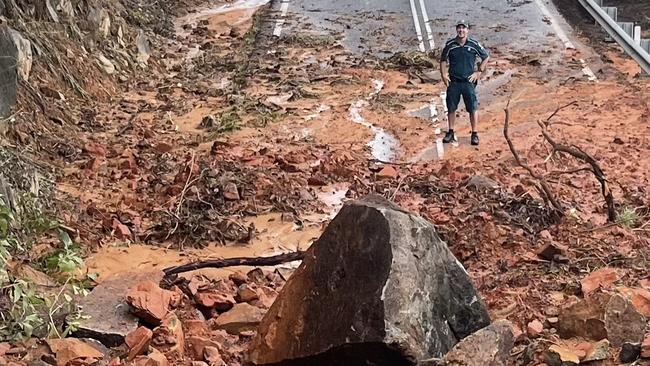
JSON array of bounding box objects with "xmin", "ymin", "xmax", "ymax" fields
[{"xmin": 0, "ymin": 195, "xmax": 90, "ymax": 341}]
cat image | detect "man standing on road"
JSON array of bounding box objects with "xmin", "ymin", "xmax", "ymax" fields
[{"xmin": 440, "ymin": 20, "xmax": 490, "ymax": 146}]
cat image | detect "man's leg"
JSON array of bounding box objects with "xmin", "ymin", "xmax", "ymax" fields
[
  {"xmin": 444, "ymin": 83, "xmax": 461, "ymax": 143},
  {"xmin": 469, "ymin": 111, "xmax": 477, "ymax": 133},
  {"xmin": 462, "ymin": 82, "xmax": 480, "ymax": 145}
]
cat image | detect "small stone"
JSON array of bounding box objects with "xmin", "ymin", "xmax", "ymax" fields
[
  {"xmin": 152, "ymin": 313, "xmax": 185, "ymax": 358},
  {"xmin": 581, "ymin": 267, "xmax": 619, "ymax": 296},
  {"xmin": 203, "ymin": 346, "xmax": 225, "ymax": 366},
  {"xmin": 376, "ymin": 166, "xmax": 397, "ymax": 180},
  {"xmin": 186, "ymin": 337, "xmax": 221, "ymax": 361},
  {"xmin": 642, "ymin": 334, "xmax": 650, "ymax": 358},
  {"xmin": 536, "ymin": 242, "xmax": 567, "ymax": 261},
  {"xmin": 229, "ymin": 272, "xmax": 248, "ymax": 286},
  {"xmin": 125, "ymin": 326, "xmax": 152, "ymax": 360},
  {"xmin": 539, "ymin": 230, "xmax": 553, "ymax": 241},
  {"xmin": 546, "ymin": 345, "xmax": 580, "ymax": 366},
  {"xmin": 184, "ymin": 320, "xmax": 208, "ymax": 336},
  {"xmin": 465, "ymin": 175, "xmax": 500, "ymax": 191},
  {"xmin": 133, "ymin": 350, "xmax": 168, "ymax": 366},
  {"xmin": 46, "ymin": 338, "xmax": 104, "ymax": 366},
  {"xmin": 235, "ymin": 284, "xmax": 259, "ymax": 303},
  {"xmin": 605, "ymin": 294, "xmax": 646, "ymax": 347},
  {"xmin": 194, "ymin": 292, "xmax": 236, "ymax": 311},
  {"xmin": 557, "ymin": 294, "xmax": 609, "ymax": 340},
  {"xmin": 527, "ymin": 319, "xmax": 544, "ymax": 337},
  {"xmin": 223, "ymin": 183, "xmax": 240, "ymax": 201},
  {"xmin": 583, "ymin": 339, "xmax": 610, "ymax": 362},
  {"xmin": 620, "ymin": 342, "xmax": 641, "ymax": 362},
  {"xmin": 213, "ymin": 303, "xmax": 264, "ymax": 335},
  {"xmin": 191, "ymin": 362, "xmax": 208, "ymax": 366},
  {"xmin": 545, "ymin": 317, "xmax": 559, "ymax": 327},
  {"xmin": 154, "ymin": 142, "xmax": 173, "ymax": 154},
  {"xmin": 441, "ymin": 320, "xmax": 514, "ymax": 366},
  {"xmin": 126, "ymin": 281, "xmax": 175, "ymax": 326}
]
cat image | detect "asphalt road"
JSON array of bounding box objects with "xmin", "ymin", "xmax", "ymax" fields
[{"xmin": 267, "ymin": 0, "xmax": 577, "ymax": 58}]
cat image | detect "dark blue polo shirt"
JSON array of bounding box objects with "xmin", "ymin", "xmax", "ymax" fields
[{"xmin": 440, "ymin": 37, "xmax": 489, "ymax": 81}]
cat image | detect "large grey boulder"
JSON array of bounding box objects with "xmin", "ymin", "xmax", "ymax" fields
[
  {"xmin": 248, "ymin": 195, "xmax": 490, "ymax": 366},
  {"xmin": 0, "ymin": 25, "xmax": 18, "ymax": 118}
]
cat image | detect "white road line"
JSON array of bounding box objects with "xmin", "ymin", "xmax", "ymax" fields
[
  {"xmin": 533, "ymin": 0, "xmax": 575, "ymax": 49},
  {"xmin": 409, "ymin": 0, "xmax": 426, "ymax": 52},
  {"xmin": 272, "ymin": 0, "xmax": 290, "ymax": 37},
  {"xmin": 418, "ymin": 0, "xmax": 434, "ymax": 50}
]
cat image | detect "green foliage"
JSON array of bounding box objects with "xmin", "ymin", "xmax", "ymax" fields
[
  {"xmin": 0, "ymin": 196, "xmax": 89, "ymax": 341},
  {"xmin": 618, "ymin": 207, "xmax": 639, "ymax": 228}
]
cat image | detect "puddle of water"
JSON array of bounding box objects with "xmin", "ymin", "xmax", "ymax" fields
[
  {"xmin": 348, "ymin": 80, "xmax": 398, "ymax": 162},
  {"xmin": 304, "ymin": 104, "xmax": 331, "ymax": 121},
  {"xmin": 175, "ymin": 0, "xmax": 271, "ymax": 35},
  {"xmin": 317, "ymin": 184, "xmax": 350, "ymax": 218},
  {"xmin": 86, "ymin": 212, "xmax": 325, "ymax": 281}
]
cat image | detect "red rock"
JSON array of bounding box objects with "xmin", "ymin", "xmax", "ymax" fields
[
  {"xmin": 527, "ymin": 319, "xmax": 544, "ymax": 337},
  {"xmin": 642, "ymin": 334, "xmax": 650, "ymax": 358},
  {"xmin": 112, "ymin": 218, "xmax": 131, "ymax": 239},
  {"xmin": 581, "ymin": 268, "xmax": 619, "ymax": 296},
  {"xmin": 536, "ymin": 242, "xmax": 568, "ymax": 261},
  {"xmin": 631, "ymin": 288, "xmax": 650, "ymax": 317},
  {"xmin": 229, "ymin": 272, "xmax": 248, "ymax": 286},
  {"xmin": 203, "ymin": 346, "xmax": 225, "ymax": 366},
  {"xmin": 376, "ymin": 166, "xmax": 398, "ymax": 180},
  {"xmin": 213, "ymin": 303, "xmax": 265, "ymax": 335},
  {"xmin": 236, "ymin": 284, "xmax": 259, "ymax": 303},
  {"xmin": 126, "ymin": 326, "xmax": 153, "ymax": 360},
  {"xmin": 126, "ymin": 281, "xmax": 175, "ymax": 325},
  {"xmin": 186, "ymin": 336, "xmax": 221, "ymax": 360},
  {"xmin": 84, "ymin": 143, "xmax": 106, "ymax": 157},
  {"xmin": 253, "ymin": 286, "xmax": 278, "ymax": 309},
  {"xmin": 194, "ymin": 292, "xmax": 236, "ymax": 311},
  {"xmin": 184, "ymin": 320, "xmax": 208, "ymax": 336},
  {"xmin": 152, "ymin": 314, "xmax": 185, "ymax": 357},
  {"xmin": 223, "ymin": 183, "xmax": 240, "ymax": 201},
  {"xmin": 46, "ymin": 338, "xmax": 104, "ymax": 366},
  {"xmin": 539, "ymin": 230, "xmax": 553, "ymax": 241},
  {"xmin": 133, "ymin": 350, "xmax": 168, "ymax": 366},
  {"xmin": 154, "ymin": 142, "xmax": 173, "ymax": 154}
]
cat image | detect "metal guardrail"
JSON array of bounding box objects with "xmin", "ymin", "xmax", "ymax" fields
[{"xmin": 578, "ymin": 0, "xmax": 650, "ymax": 75}]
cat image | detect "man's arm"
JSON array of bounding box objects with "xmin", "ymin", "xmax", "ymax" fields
[
  {"xmin": 440, "ymin": 60, "xmax": 450, "ymax": 87},
  {"xmin": 469, "ymin": 42, "xmax": 490, "ymax": 83}
]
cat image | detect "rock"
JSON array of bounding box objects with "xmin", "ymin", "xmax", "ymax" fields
[
  {"xmin": 622, "ymin": 287, "xmax": 650, "ymax": 317},
  {"xmin": 96, "ymin": 54, "xmax": 115, "ymax": 74},
  {"xmin": 583, "ymin": 339, "xmax": 610, "ymax": 362},
  {"xmin": 581, "ymin": 267, "xmax": 619, "ymax": 296},
  {"xmin": 8, "ymin": 29, "xmax": 32, "ymax": 82},
  {"xmin": 214, "ymin": 303, "xmax": 264, "ymax": 335},
  {"xmin": 154, "ymin": 142, "xmax": 173, "ymax": 154},
  {"xmin": 136, "ymin": 29, "xmax": 151, "ymax": 65},
  {"xmin": 184, "ymin": 320, "xmax": 208, "ymax": 337},
  {"xmin": 236, "ymin": 285, "xmax": 259, "ymax": 303},
  {"xmin": 253, "ymin": 286, "xmax": 278, "ymax": 309},
  {"xmin": 536, "ymin": 242, "xmax": 568, "ymax": 261},
  {"xmin": 465, "ymin": 175, "xmax": 500, "ymax": 191},
  {"xmin": 133, "ymin": 350, "xmax": 168, "ymax": 366},
  {"xmin": 88, "ymin": 6, "xmax": 110, "ymax": 37},
  {"xmin": 194, "ymin": 292, "xmax": 236, "ymax": 311},
  {"xmin": 186, "ymin": 337, "xmax": 221, "ymax": 360},
  {"xmin": 440, "ymin": 320, "xmax": 514, "ymax": 366},
  {"xmin": 192, "ymin": 362, "xmax": 209, "ymax": 366},
  {"xmin": 526, "ymin": 319, "xmax": 544, "ymax": 337},
  {"xmin": 125, "ymin": 327, "xmax": 153, "ymax": 361},
  {"xmin": 152, "ymin": 314, "xmax": 185, "ymax": 358},
  {"xmin": 74, "ymin": 272, "xmax": 163, "ymax": 346},
  {"xmin": 223, "ymin": 183, "xmax": 240, "ymax": 201},
  {"xmin": 557, "ymin": 294, "xmax": 609, "ymax": 340},
  {"xmin": 376, "ymin": 166, "xmax": 398, "ymax": 180},
  {"xmin": 229, "ymin": 272, "xmax": 248, "ymax": 286},
  {"xmin": 247, "ymin": 268, "xmax": 266, "ymax": 284},
  {"xmin": 204, "ymin": 346, "xmax": 225, "ymax": 366},
  {"xmin": 604, "ymin": 294, "xmax": 646, "ymax": 347},
  {"xmin": 620, "ymin": 342, "xmax": 641, "ymax": 362},
  {"xmin": 126, "ymin": 280, "xmax": 176, "ymax": 326},
  {"xmin": 248, "ymin": 196, "xmax": 490, "ymax": 365},
  {"xmin": 0, "ymin": 26, "xmax": 18, "ymax": 117},
  {"xmin": 46, "ymin": 338, "xmax": 104, "ymax": 366},
  {"xmin": 545, "ymin": 345, "xmax": 579, "ymax": 366},
  {"xmin": 641, "ymin": 334, "xmax": 650, "ymax": 358}
]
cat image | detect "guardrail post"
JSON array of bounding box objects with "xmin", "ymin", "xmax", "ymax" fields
[{"xmin": 634, "ymin": 26, "xmax": 641, "ymax": 45}]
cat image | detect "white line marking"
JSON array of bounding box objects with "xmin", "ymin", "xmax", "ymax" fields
[
  {"xmin": 533, "ymin": 0, "xmax": 575, "ymax": 49},
  {"xmin": 418, "ymin": 0, "xmax": 434, "ymax": 50},
  {"xmin": 409, "ymin": 0, "xmax": 426, "ymax": 52},
  {"xmin": 272, "ymin": 0, "xmax": 290, "ymax": 37}
]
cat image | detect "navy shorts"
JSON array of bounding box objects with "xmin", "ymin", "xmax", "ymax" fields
[{"xmin": 446, "ymin": 81, "xmax": 478, "ymax": 113}]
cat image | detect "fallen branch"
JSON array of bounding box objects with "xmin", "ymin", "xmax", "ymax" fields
[
  {"xmin": 503, "ymin": 102, "xmax": 563, "ymax": 213},
  {"xmin": 537, "ymin": 121, "xmax": 617, "ymax": 222},
  {"xmin": 162, "ymin": 251, "xmax": 306, "ymax": 277}
]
